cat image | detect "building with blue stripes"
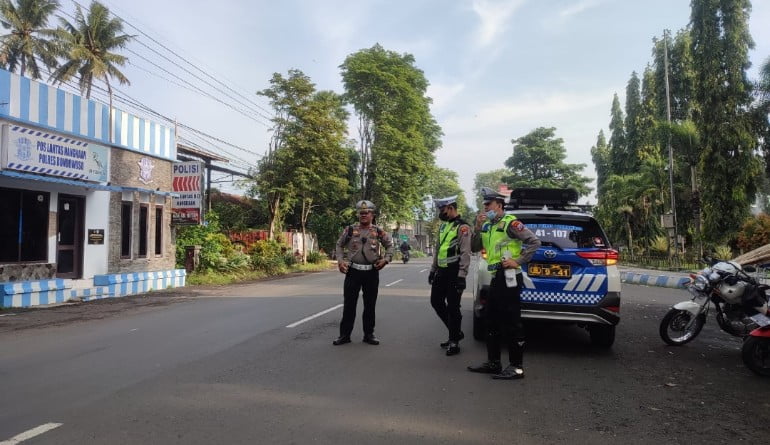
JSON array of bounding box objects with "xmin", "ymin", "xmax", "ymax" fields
[{"xmin": 0, "ymin": 68, "xmax": 186, "ymax": 308}]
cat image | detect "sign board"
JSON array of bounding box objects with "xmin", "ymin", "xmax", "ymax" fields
[
  {"xmin": 1, "ymin": 124, "xmax": 109, "ymax": 182},
  {"xmin": 88, "ymin": 229, "xmax": 105, "ymax": 244},
  {"xmin": 172, "ymin": 161, "xmax": 203, "ymax": 224}
]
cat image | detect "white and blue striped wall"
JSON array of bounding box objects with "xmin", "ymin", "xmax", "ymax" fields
[
  {"xmin": 0, "ymin": 68, "xmax": 175, "ymax": 161},
  {"xmin": 0, "ymin": 269, "xmax": 186, "ymax": 308},
  {"xmin": 619, "ymin": 271, "xmax": 690, "ymax": 289}
]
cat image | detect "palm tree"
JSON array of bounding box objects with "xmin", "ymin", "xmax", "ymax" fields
[
  {"xmin": 50, "ymin": 1, "xmax": 131, "ymax": 100},
  {"xmin": 0, "ymin": 0, "xmax": 59, "ymax": 79}
]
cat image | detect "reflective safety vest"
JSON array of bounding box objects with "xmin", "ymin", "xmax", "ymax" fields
[
  {"xmin": 437, "ymin": 220, "xmax": 463, "ymax": 267},
  {"xmin": 482, "ymin": 214, "xmax": 522, "ymax": 269}
]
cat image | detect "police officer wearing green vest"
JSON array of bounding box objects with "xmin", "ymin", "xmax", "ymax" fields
[
  {"xmin": 333, "ymin": 200, "xmax": 394, "ymax": 346},
  {"xmin": 468, "ymin": 187, "xmax": 541, "ymax": 379},
  {"xmin": 428, "ymin": 196, "xmax": 472, "ymax": 356}
]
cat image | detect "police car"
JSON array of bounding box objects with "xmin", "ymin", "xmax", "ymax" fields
[{"xmin": 473, "ymin": 188, "xmax": 620, "ymax": 347}]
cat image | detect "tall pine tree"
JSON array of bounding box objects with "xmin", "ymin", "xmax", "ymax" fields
[
  {"xmin": 608, "ymin": 94, "xmax": 626, "ymax": 175},
  {"xmin": 691, "ymin": 0, "xmax": 761, "ymax": 244}
]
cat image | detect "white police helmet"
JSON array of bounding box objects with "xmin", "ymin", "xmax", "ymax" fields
[
  {"xmin": 355, "ymin": 200, "xmax": 376, "ymax": 212},
  {"xmin": 434, "ymin": 196, "xmax": 458, "ymax": 209}
]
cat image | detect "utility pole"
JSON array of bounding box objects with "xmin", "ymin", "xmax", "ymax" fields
[{"xmin": 663, "ymin": 29, "xmax": 679, "ymax": 256}]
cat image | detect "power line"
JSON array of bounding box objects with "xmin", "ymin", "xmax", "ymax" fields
[{"xmin": 71, "ymin": 0, "xmax": 275, "ymax": 124}]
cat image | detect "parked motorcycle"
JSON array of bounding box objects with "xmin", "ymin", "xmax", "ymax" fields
[
  {"xmin": 659, "ymin": 259, "xmax": 770, "ymax": 346},
  {"xmin": 742, "ymin": 312, "xmax": 770, "ymax": 376}
]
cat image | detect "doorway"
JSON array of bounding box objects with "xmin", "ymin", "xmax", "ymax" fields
[{"xmin": 57, "ymin": 195, "xmax": 85, "ymax": 279}]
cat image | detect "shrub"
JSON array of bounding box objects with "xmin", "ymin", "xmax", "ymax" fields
[
  {"xmin": 306, "ymin": 250, "xmax": 325, "ymax": 264},
  {"xmin": 249, "ymin": 240, "xmax": 287, "ymax": 275},
  {"xmin": 714, "ymin": 245, "xmax": 733, "ymax": 260},
  {"xmin": 736, "ymin": 213, "xmax": 770, "ymax": 252}
]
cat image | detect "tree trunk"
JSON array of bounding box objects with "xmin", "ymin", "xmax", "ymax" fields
[
  {"xmin": 300, "ymin": 198, "xmax": 311, "ymax": 264},
  {"xmin": 268, "ymin": 194, "xmax": 281, "ymax": 240}
]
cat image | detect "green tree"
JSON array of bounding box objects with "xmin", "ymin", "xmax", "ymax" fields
[
  {"xmin": 590, "ymin": 130, "xmax": 610, "ymax": 198},
  {"xmin": 755, "ymin": 56, "xmax": 770, "ymax": 174},
  {"xmin": 623, "ymin": 71, "xmax": 642, "ymax": 172},
  {"xmin": 472, "ymin": 168, "xmax": 509, "ymax": 208},
  {"xmin": 608, "ymin": 93, "xmax": 626, "ymax": 176},
  {"xmin": 340, "ymin": 44, "xmax": 442, "ymax": 226},
  {"xmin": 691, "ymin": 0, "xmax": 761, "ymax": 244},
  {"xmin": 255, "ymin": 70, "xmax": 351, "ymax": 261},
  {"xmin": 502, "ymin": 127, "xmax": 592, "ymax": 197},
  {"xmin": 50, "ymin": 1, "xmax": 132, "ymax": 99},
  {"xmin": 0, "ymin": 0, "xmax": 59, "ymax": 79},
  {"xmin": 636, "ymin": 66, "xmax": 661, "ymax": 161}
]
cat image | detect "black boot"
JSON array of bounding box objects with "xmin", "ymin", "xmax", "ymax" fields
[
  {"xmin": 467, "ymin": 360, "xmax": 502, "ymax": 374},
  {"xmin": 492, "ymin": 364, "xmax": 525, "ymax": 380},
  {"xmin": 446, "ymin": 342, "xmax": 460, "ymax": 356},
  {"xmin": 363, "ymin": 334, "xmax": 380, "ymax": 345},
  {"xmin": 440, "ymin": 331, "xmax": 464, "ymax": 348},
  {"xmin": 333, "ymin": 336, "xmax": 351, "ymax": 346}
]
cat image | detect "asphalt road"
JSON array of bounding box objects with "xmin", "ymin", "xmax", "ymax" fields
[{"xmin": 1, "ymin": 258, "xmax": 769, "ymax": 444}]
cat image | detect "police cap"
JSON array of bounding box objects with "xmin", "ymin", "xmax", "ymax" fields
[
  {"xmin": 480, "ymin": 187, "xmax": 506, "ymax": 204},
  {"xmin": 434, "ymin": 195, "xmax": 458, "ymax": 209},
  {"xmin": 355, "ymin": 200, "xmax": 376, "ymax": 212}
]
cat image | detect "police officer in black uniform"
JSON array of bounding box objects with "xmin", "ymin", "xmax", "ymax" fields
[
  {"xmin": 468, "ymin": 188, "xmax": 540, "ymax": 380},
  {"xmin": 333, "ymin": 200, "xmax": 394, "ymax": 346},
  {"xmin": 429, "ymin": 196, "xmax": 472, "ymax": 356}
]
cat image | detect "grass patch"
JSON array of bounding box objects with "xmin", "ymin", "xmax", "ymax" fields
[{"xmin": 186, "ymin": 260, "xmax": 334, "ymax": 286}]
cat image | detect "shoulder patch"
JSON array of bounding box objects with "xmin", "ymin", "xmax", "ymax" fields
[
  {"xmin": 460, "ymin": 226, "xmax": 469, "ymax": 235},
  {"xmin": 512, "ymin": 220, "xmax": 525, "ymax": 232}
]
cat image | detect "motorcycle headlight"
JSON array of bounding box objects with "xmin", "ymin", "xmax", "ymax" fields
[{"xmin": 693, "ymin": 274, "xmax": 709, "ymax": 292}]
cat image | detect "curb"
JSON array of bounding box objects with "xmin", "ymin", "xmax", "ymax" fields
[{"xmin": 620, "ymin": 271, "xmax": 691, "ymax": 289}]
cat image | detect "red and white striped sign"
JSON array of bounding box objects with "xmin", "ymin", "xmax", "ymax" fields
[
  {"xmin": 173, "ymin": 175, "xmax": 201, "ymax": 191},
  {"xmin": 172, "ymin": 161, "xmax": 203, "ymax": 224}
]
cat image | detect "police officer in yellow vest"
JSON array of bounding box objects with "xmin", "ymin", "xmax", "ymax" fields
[
  {"xmin": 429, "ymin": 196, "xmax": 472, "ymax": 356},
  {"xmin": 333, "ymin": 200, "xmax": 395, "ymax": 346},
  {"xmin": 468, "ymin": 187, "xmax": 541, "ymax": 379}
]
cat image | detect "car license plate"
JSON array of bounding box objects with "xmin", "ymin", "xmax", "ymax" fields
[{"xmin": 528, "ymin": 263, "xmax": 571, "ymax": 278}]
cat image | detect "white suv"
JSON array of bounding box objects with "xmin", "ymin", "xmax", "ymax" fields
[{"xmin": 473, "ymin": 188, "xmax": 621, "ymax": 348}]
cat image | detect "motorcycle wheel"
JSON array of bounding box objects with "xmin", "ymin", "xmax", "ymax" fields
[
  {"xmin": 742, "ymin": 336, "xmax": 770, "ymax": 376},
  {"xmin": 659, "ymin": 308, "xmax": 705, "ymax": 346}
]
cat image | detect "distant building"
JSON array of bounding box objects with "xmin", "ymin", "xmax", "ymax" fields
[{"xmin": 0, "ymin": 68, "xmax": 185, "ymax": 308}]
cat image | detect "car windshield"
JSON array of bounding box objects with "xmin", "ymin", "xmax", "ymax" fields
[{"xmin": 517, "ymin": 216, "xmax": 609, "ymax": 250}]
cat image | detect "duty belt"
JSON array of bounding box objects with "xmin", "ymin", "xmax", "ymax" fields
[
  {"xmin": 350, "ymin": 263, "xmax": 374, "ymax": 271},
  {"xmin": 487, "ymin": 263, "xmax": 521, "ymax": 272}
]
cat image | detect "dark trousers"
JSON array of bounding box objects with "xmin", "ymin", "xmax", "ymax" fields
[
  {"xmin": 430, "ymin": 265, "xmax": 463, "ymax": 342},
  {"xmin": 486, "ymin": 269, "xmax": 525, "ymax": 366},
  {"xmin": 340, "ymin": 268, "xmax": 379, "ymax": 337}
]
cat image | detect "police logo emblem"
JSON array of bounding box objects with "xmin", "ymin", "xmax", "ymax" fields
[{"xmin": 14, "ymin": 137, "xmax": 32, "ymax": 161}]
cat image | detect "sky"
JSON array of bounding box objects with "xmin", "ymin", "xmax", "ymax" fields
[{"xmin": 59, "ymin": 0, "xmax": 770, "ymax": 206}]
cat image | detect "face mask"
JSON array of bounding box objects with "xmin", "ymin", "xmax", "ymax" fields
[
  {"xmin": 486, "ymin": 210, "xmax": 498, "ymax": 221},
  {"xmin": 438, "ymin": 211, "xmax": 449, "ymax": 221}
]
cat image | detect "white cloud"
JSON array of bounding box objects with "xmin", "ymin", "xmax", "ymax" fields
[
  {"xmin": 558, "ymin": 0, "xmax": 603, "ymax": 20},
  {"xmin": 471, "ymin": 0, "xmax": 527, "ymax": 47},
  {"xmin": 441, "ymin": 88, "xmax": 614, "ymax": 135},
  {"xmin": 427, "ymin": 81, "xmax": 466, "ymax": 111}
]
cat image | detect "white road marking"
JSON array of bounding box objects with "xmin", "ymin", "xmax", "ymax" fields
[
  {"xmin": 286, "ymin": 304, "xmax": 343, "ymax": 328},
  {"xmin": 385, "ymin": 279, "xmax": 403, "ymax": 287},
  {"xmin": 420, "ymin": 268, "xmax": 429, "ymax": 273},
  {"xmin": 129, "ymin": 329, "xmax": 138, "ymax": 332},
  {"xmin": 0, "ymin": 423, "xmax": 63, "ymax": 445},
  {"xmin": 0, "ymin": 313, "xmax": 17, "ymax": 317}
]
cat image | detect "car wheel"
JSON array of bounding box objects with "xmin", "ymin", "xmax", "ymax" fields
[
  {"xmin": 588, "ymin": 325, "xmax": 615, "ymax": 348},
  {"xmin": 473, "ymin": 313, "xmax": 486, "ymax": 341}
]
